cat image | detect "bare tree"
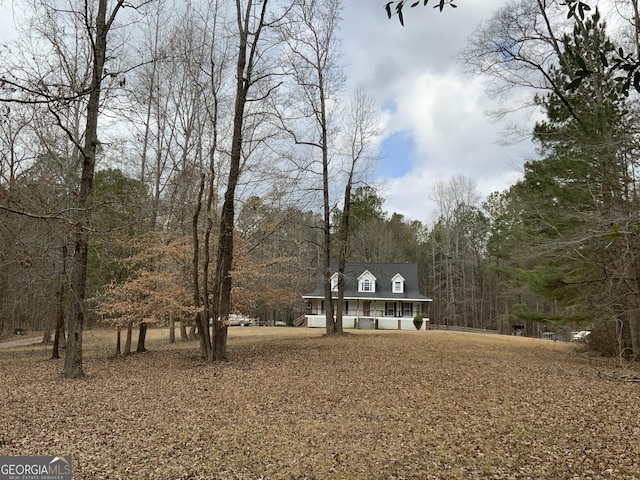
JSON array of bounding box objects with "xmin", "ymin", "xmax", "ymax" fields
[
  {"xmin": 1, "ymin": 0, "xmax": 148, "ymax": 377},
  {"xmin": 186, "ymin": 0, "xmax": 229, "ymax": 358},
  {"xmin": 458, "ymin": 0, "xmax": 580, "ymax": 122},
  {"xmin": 280, "ymin": 0, "xmax": 344, "ymax": 335},
  {"xmin": 197, "ymin": 0, "xmax": 283, "ymax": 361},
  {"xmin": 129, "ymin": 3, "xmax": 193, "ymax": 229},
  {"xmin": 334, "ymin": 88, "xmax": 381, "ymax": 331},
  {"xmin": 62, "ymin": 0, "xmax": 133, "ymax": 378},
  {"xmin": 429, "ymin": 176, "xmax": 482, "ymax": 327}
]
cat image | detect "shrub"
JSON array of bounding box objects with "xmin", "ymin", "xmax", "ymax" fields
[
  {"xmin": 413, "ymin": 315, "xmax": 424, "ymax": 330},
  {"xmin": 587, "ymin": 318, "xmax": 624, "ymax": 357}
]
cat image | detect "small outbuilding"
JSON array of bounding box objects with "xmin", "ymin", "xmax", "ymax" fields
[{"xmin": 512, "ymin": 325, "xmax": 525, "ymax": 336}]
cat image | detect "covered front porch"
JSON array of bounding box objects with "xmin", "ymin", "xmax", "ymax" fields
[
  {"xmin": 304, "ymin": 299, "xmax": 430, "ymax": 330},
  {"xmin": 305, "ymin": 315, "xmax": 429, "ymax": 330}
]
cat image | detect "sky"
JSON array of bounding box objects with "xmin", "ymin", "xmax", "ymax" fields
[
  {"xmin": 0, "ymin": 5, "xmax": 12, "ymax": 43},
  {"xmin": 340, "ymin": 1, "xmax": 538, "ymax": 223}
]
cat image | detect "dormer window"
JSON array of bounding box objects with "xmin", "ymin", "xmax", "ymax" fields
[
  {"xmin": 330, "ymin": 273, "xmax": 339, "ymax": 292},
  {"xmin": 392, "ymin": 273, "xmax": 405, "ymax": 293},
  {"xmin": 358, "ymin": 270, "xmax": 377, "ymax": 293}
]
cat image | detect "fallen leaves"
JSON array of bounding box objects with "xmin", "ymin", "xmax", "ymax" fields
[{"xmin": 1, "ymin": 328, "xmax": 639, "ymax": 479}]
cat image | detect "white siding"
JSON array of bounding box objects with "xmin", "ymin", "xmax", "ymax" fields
[
  {"xmin": 399, "ymin": 318, "xmax": 424, "ymax": 330},
  {"xmin": 378, "ymin": 318, "xmax": 429, "ymax": 330},
  {"xmin": 377, "ymin": 318, "xmax": 398, "ymax": 330},
  {"xmin": 306, "ymin": 315, "xmax": 357, "ymax": 329}
]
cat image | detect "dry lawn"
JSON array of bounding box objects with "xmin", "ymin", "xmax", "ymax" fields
[{"xmin": 1, "ymin": 328, "xmax": 639, "ymax": 479}]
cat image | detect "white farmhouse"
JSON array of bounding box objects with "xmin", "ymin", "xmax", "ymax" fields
[{"xmin": 302, "ymin": 263, "xmax": 432, "ymax": 330}]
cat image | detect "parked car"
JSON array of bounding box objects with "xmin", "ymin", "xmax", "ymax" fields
[
  {"xmin": 227, "ymin": 314, "xmax": 254, "ymax": 326},
  {"xmin": 570, "ymin": 330, "xmax": 590, "ymax": 342}
]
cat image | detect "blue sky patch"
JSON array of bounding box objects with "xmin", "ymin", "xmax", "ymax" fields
[
  {"xmin": 381, "ymin": 97, "xmax": 397, "ymax": 114},
  {"xmin": 378, "ymin": 131, "xmax": 416, "ymax": 178}
]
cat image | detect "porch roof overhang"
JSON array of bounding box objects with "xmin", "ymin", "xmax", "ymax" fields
[{"xmin": 302, "ymin": 294, "xmax": 433, "ymax": 302}]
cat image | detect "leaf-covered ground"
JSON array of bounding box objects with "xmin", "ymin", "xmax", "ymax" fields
[{"xmin": 1, "ymin": 328, "xmax": 639, "ymax": 479}]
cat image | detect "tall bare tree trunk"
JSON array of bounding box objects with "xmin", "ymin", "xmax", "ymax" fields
[
  {"xmin": 63, "ymin": 0, "xmax": 124, "ymax": 378},
  {"xmin": 139, "ymin": 3, "xmax": 162, "ymax": 186},
  {"xmin": 51, "ymin": 290, "xmax": 66, "ymax": 359},
  {"xmin": 115, "ymin": 328, "xmax": 121, "ymax": 356},
  {"xmin": 169, "ymin": 315, "xmax": 175, "ymax": 343},
  {"xmin": 334, "ymin": 175, "xmax": 351, "ymax": 335},
  {"xmin": 124, "ymin": 320, "xmax": 133, "ymax": 356},
  {"xmin": 42, "ymin": 323, "xmax": 52, "ymax": 345},
  {"xmin": 334, "ymin": 89, "xmax": 380, "ymax": 334},
  {"xmin": 281, "ymin": 0, "xmax": 343, "ymax": 335},
  {"xmin": 136, "ymin": 322, "xmax": 147, "ymax": 353},
  {"xmin": 321, "ymin": 97, "xmax": 334, "ymax": 334},
  {"xmin": 207, "ymin": 0, "xmax": 269, "ymax": 362},
  {"xmin": 51, "ymin": 245, "xmax": 67, "ymax": 360},
  {"xmin": 180, "ymin": 321, "xmax": 188, "ymax": 341},
  {"xmin": 200, "ymin": 145, "xmax": 218, "ymax": 359},
  {"xmin": 193, "ymin": 174, "xmax": 210, "ymax": 359}
]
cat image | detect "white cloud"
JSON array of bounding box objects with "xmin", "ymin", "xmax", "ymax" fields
[
  {"xmin": 369, "ymin": 69, "xmax": 536, "ymax": 223},
  {"xmin": 339, "ymin": 1, "xmax": 538, "ymax": 223}
]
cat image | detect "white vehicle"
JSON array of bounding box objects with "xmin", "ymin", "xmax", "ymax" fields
[
  {"xmin": 570, "ymin": 330, "xmax": 590, "ymax": 341},
  {"xmin": 227, "ymin": 314, "xmax": 254, "ymax": 326}
]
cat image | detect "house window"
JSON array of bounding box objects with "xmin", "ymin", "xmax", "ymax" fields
[
  {"xmin": 401, "ymin": 302, "xmax": 413, "ymax": 317},
  {"xmin": 385, "ymin": 302, "xmax": 397, "ymax": 316},
  {"xmin": 391, "ymin": 274, "xmax": 405, "ymax": 293},
  {"xmin": 331, "ymin": 273, "xmax": 338, "ymax": 291},
  {"xmin": 358, "ymin": 270, "xmax": 377, "ymax": 292}
]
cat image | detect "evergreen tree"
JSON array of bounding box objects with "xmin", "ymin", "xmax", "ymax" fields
[{"xmin": 501, "ymin": 9, "xmax": 640, "ymax": 354}]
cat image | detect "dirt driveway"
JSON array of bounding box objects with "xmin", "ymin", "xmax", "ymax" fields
[{"xmin": 0, "ymin": 335, "xmax": 42, "ymax": 348}]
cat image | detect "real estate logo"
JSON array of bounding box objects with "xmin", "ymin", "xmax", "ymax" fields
[{"xmin": 0, "ymin": 456, "xmax": 72, "ymax": 480}]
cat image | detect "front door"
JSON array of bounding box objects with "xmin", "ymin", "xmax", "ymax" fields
[{"xmin": 363, "ymin": 301, "xmax": 371, "ymax": 317}]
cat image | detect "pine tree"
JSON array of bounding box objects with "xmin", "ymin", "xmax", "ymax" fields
[{"xmin": 503, "ymin": 10, "xmax": 640, "ymax": 354}]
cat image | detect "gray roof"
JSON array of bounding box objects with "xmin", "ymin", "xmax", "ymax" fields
[{"xmin": 303, "ymin": 262, "xmax": 432, "ymax": 301}]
